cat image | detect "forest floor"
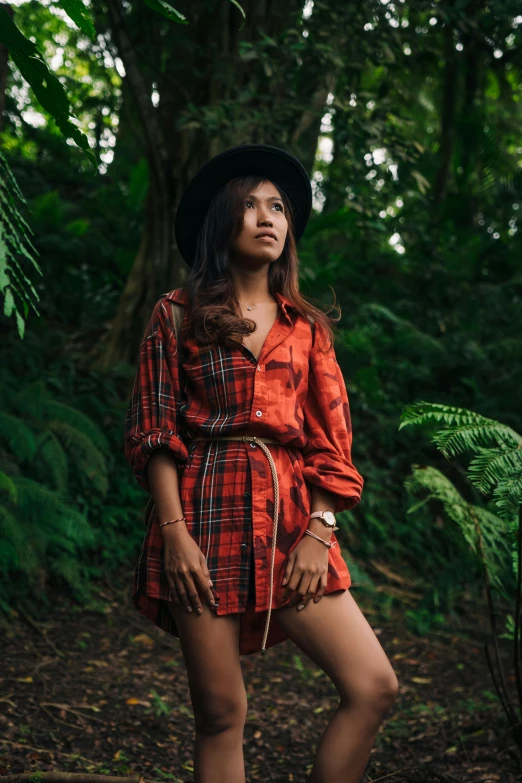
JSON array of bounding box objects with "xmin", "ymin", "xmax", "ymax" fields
[{"xmin": 0, "ymin": 570, "xmax": 520, "ymax": 783}]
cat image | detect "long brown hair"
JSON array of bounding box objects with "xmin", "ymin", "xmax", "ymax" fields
[{"xmin": 181, "ymin": 175, "xmax": 340, "ymax": 354}]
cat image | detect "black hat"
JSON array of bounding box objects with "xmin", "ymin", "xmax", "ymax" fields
[{"xmin": 174, "ymin": 143, "xmax": 313, "ymax": 266}]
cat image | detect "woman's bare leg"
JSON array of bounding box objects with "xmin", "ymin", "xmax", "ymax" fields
[
  {"xmin": 166, "ymin": 601, "xmax": 247, "ymax": 783},
  {"xmin": 274, "ymin": 589, "xmax": 399, "ymax": 783}
]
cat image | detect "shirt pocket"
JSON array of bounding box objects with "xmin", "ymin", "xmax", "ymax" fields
[{"xmin": 265, "ymin": 341, "xmax": 309, "ymax": 418}]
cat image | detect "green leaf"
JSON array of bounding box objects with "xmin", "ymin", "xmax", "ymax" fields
[
  {"xmin": 0, "ymin": 412, "xmax": 37, "ymax": 462},
  {"xmin": 0, "ymin": 9, "xmax": 96, "ymax": 166},
  {"xmin": 404, "ymin": 465, "xmax": 512, "ymax": 595},
  {"xmin": 143, "ymin": 0, "xmax": 189, "ymax": 24},
  {"xmin": 3, "ymin": 287, "xmax": 14, "ymax": 317},
  {"xmin": 0, "ymin": 8, "xmax": 39, "ymax": 57},
  {"xmin": 228, "ymin": 0, "xmax": 246, "ymax": 30},
  {"xmin": 15, "ymin": 309, "xmax": 25, "ymax": 339},
  {"xmin": 56, "ymin": 0, "xmax": 96, "ymax": 40}
]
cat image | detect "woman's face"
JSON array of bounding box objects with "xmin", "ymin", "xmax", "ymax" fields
[{"xmin": 229, "ymin": 180, "xmax": 288, "ymax": 265}]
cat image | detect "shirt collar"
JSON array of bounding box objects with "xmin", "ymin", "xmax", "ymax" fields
[
  {"xmin": 273, "ymin": 291, "xmax": 296, "ymax": 324},
  {"xmin": 165, "ymin": 288, "xmax": 188, "ymax": 304},
  {"xmin": 165, "ymin": 288, "xmax": 295, "ymax": 324}
]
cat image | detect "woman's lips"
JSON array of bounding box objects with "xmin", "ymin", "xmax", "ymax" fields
[{"xmin": 255, "ymin": 236, "xmax": 276, "ymax": 242}]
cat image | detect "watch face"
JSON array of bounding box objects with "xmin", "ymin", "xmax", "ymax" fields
[{"xmin": 323, "ymin": 511, "xmax": 336, "ymax": 526}]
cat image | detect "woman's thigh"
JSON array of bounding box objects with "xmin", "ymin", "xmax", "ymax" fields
[
  {"xmin": 167, "ymin": 601, "xmax": 247, "ymax": 730},
  {"xmin": 274, "ymin": 589, "xmax": 399, "ymax": 710}
]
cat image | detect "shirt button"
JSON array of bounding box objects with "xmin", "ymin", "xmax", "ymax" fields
[
  {"xmin": 250, "ymin": 442, "xmax": 256, "ymax": 448},
  {"xmin": 240, "ymin": 543, "xmax": 247, "ymax": 552},
  {"xmin": 255, "ymin": 410, "xmax": 262, "ymax": 417}
]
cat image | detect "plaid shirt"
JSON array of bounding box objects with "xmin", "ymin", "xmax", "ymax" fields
[{"xmin": 124, "ymin": 287, "xmax": 364, "ymax": 655}]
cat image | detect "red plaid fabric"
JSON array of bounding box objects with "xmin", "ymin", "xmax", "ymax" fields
[{"xmin": 124, "ymin": 287, "xmax": 364, "ymax": 655}]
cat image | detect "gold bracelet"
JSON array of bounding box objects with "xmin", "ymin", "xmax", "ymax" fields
[
  {"xmin": 159, "ymin": 515, "xmax": 186, "ymax": 528},
  {"xmin": 304, "ymin": 529, "xmax": 337, "ymax": 549}
]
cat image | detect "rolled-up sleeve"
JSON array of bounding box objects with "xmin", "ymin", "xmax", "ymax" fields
[
  {"xmin": 302, "ymin": 322, "xmax": 364, "ymax": 513},
  {"xmin": 124, "ymin": 297, "xmax": 189, "ymax": 493}
]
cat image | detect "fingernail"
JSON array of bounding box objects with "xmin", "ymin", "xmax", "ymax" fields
[
  {"xmin": 209, "ymin": 580, "xmax": 213, "ymax": 586},
  {"xmin": 298, "ymin": 604, "xmax": 304, "ymax": 611},
  {"xmin": 197, "ymin": 608, "xmax": 202, "ymax": 614},
  {"xmin": 187, "ymin": 607, "xmax": 192, "ymax": 612},
  {"xmin": 282, "ymin": 578, "xmax": 287, "ymax": 585}
]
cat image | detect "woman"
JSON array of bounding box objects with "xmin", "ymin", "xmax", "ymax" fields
[{"xmin": 124, "ymin": 144, "xmax": 399, "ymax": 783}]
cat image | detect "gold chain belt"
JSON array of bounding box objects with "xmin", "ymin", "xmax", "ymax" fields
[{"xmin": 191, "ymin": 434, "xmax": 286, "ymax": 654}]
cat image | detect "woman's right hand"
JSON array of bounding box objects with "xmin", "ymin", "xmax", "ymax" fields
[{"xmin": 162, "ymin": 524, "xmax": 218, "ymax": 614}]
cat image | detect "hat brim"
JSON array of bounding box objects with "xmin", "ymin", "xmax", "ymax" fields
[{"xmin": 174, "ymin": 144, "xmax": 313, "ymax": 266}]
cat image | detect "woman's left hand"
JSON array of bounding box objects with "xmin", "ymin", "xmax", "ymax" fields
[{"xmin": 281, "ymin": 534, "xmax": 329, "ymax": 610}]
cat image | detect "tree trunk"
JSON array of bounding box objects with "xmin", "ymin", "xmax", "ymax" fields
[
  {"xmin": 434, "ymin": 21, "xmax": 458, "ymax": 205},
  {"xmin": 98, "ymin": 0, "xmax": 344, "ymax": 367}
]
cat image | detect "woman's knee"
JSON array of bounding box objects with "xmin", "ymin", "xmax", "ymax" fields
[
  {"xmin": 338, "ymin": 667, "xmax": 399, "ymax": 715},
  {"xmin": 167, "ymin": 603, "xmax": 246, "ymax": 734},
  {"xmin": 192, "ymin": 686, "xmax": 248, "ymax": 735}
]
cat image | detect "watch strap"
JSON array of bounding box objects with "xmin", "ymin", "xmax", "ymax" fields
[{"xmin": 309, "ymin": 510, "xmax": 337, "ymax": 528}]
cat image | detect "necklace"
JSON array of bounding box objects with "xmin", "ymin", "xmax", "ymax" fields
[{"xmin": 240, "ymin": 297, "xmax": 275, "ymax": 311}]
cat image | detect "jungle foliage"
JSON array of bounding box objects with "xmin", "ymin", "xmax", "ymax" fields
[{"xmin": 0, "ymin": 0, "xmax": 521, "ymax": 640}]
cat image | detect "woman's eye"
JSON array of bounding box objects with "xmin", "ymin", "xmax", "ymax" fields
[{"xmin": 245, "ymin": 200, "xmax": 283, "ymax": 211}]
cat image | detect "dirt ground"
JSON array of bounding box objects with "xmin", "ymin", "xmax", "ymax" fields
[{"xmin": 0, "ymin": 572, "xmax": 520, "ymax": 783}]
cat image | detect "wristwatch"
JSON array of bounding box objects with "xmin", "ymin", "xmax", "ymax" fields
[{"xmin": 309, "ymin": 510, "xmax": 337, "ymax": 528}]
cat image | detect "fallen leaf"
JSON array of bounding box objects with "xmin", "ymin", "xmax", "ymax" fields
[{"xmin": 131, "ymin": 634, "xmax": 155, "ymax": 647}]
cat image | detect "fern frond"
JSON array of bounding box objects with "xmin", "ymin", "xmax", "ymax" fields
[
  {"xmin": 0, "ymin": 451, "xmax": 20, "ymax": 478},
  {"xmin": 0, "ymin": 504, "xmax": 39, "ymax": 575},
  {"xmin": 46, "ymin": 508, "xmax": 95, "ymax": 547},
  {"xmin": 44, "ymin": 401, "xmax": 110, "ymax": 455},
  {"xmin": 9, "ymin": 380, "xmax": 50, "ymax": 420},
  {"xmin": 399, "ymin": 401, "xmax": 521, "ymax": 457},
  {"xmin": 0, "ymin": 412, "xmax": 37, "ymax": 461},
  {"xmin": 405, "ymin": 465, "xmax": 512, "ymax": 595},
  {"xmin": 362, "ymin": 303, "xmax": 445, "ymax": 354},
  {"xmin": 35, "ymin": 431, "xmax": 68, "ymax": 495},
  {"xmin": 0, "ymin": 149, "xmax": 41, "ymax": 336},
  {"xmin": 434, "ymin": 423, "xmax": 520, "ymax": 459},
  {"xmin": 50, "ymin": 553, "xmax": 85, "ymax": 591},
  {"xmin": 0, "ymin": 470, "xmax": 17, "ymax": 502},
  {"xmin": 400, "ymin": 401, "xmax": 489, "ymax": 430},
  {"xmin": 467, "ymin": 446, "xmax": 522, "ymax": 497},
  {"xmin": 491, "ymin": 472, "xmax": 522, "ymax": 526},
  {"xmin": 47, "ymin": 421, "xmax": 109, "ymax": 496},
  {"xmin": 12, "ymin": 476, "xmax": 95, "ymax": 546}
]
